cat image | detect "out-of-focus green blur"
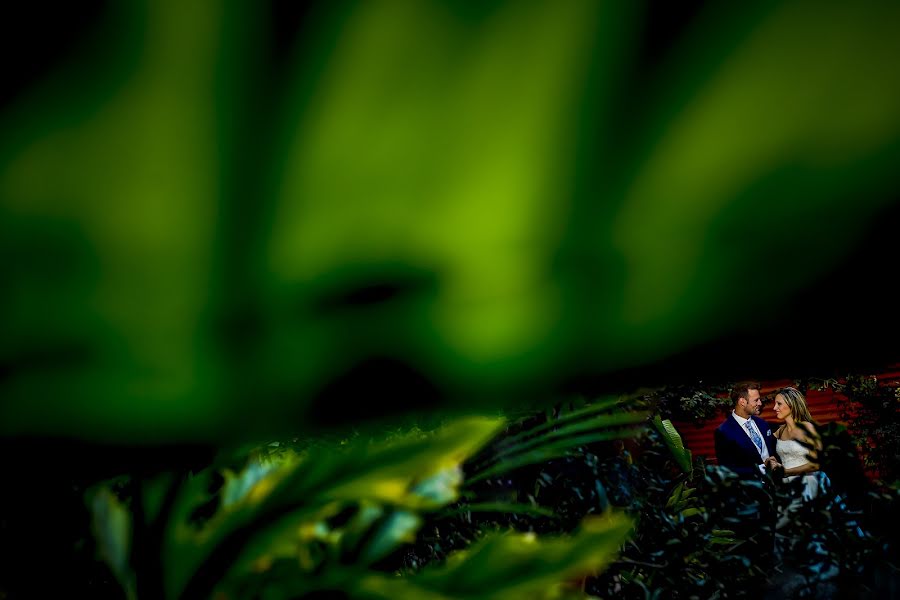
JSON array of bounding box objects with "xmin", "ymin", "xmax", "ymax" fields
[{"xmin": 2, "ymin": 0, "xmax": 900, "ymax": 443}]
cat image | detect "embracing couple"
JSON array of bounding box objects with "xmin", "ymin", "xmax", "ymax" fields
[
  {"xmin": 714, "ymin": 381, "xmax": 824, "ymax": 516},
  {"xmin": 715, "ymin": 381, "xmax": 821, "ymax": 483},
  {"xmin": 713, "ymin": 381, "xmax": 858, "ymax": 591}
]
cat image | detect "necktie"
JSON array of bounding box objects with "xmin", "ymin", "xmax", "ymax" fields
[{"xmin": 745, "ymin": 421, "xmax": 764, "ymax": 454}]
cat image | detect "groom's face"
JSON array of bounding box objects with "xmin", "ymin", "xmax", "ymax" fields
[{"xmin": 744, "ymin": 389, "xmax": 762, "ymax": 415}]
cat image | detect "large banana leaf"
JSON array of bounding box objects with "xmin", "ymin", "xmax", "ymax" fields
[{"xmin": 652, "ymin": 416, "xmax": 693, "ymax": 475}]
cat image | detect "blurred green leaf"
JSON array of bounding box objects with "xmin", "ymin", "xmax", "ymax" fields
[
  {"xmin": 0, "ymin": 0, "xmax": 234, "ymax": 440},
  {"xmin": 1, "ymin": 0, "xmax": 900, "ymax": 451},
  {"xmin": 221, "ymin": 452, "xmax": 298, "ymax": 509},
  {"xmin": 89, "ymin": 486, "xmax": 136, "ymax": 600},
  {"xmin": 357, "ymin": 509, "xmax": 422, "ymax": 566},
  {"xmin": 608, "ymin": 1, "xmax": 900, "ymax": 356}
]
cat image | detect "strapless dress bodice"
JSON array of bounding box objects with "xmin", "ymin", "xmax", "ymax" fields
[
  {"xmin": 776, "ymin": 437, "xmax": 819, "ymax": 501},
  {"xmin": 776, "ymin": 437, "xmax": 813, "ymax": 470}
]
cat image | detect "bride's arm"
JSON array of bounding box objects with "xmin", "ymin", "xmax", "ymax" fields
[{"xmin": 784, "ymin": 461, "xmax": 818, "ymax": 475}]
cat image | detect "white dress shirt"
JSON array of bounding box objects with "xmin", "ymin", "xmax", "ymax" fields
[{"xmin": 732, "ymin": 411, "xmax": 770, "ymax": 473}]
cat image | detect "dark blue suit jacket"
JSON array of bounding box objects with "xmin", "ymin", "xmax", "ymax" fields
[{"xmin": 714, "ymin": 414, "xmax": 780, "ymax": 478}]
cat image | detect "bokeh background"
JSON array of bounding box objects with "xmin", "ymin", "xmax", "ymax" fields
[{"xmin": 3, "ymin": 0, "xmax": 900, "ymax": 446}]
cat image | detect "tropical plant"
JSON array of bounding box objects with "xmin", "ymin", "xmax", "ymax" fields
[
  {"xmin": 577, "ymin": 415, "xmax": 895, "ymax": 598},
  {"xmin": 830, "ymin": 374, "xmax": 900, "ymax": 484},
  {"xmin": 388, "ymin": 394, "xmax": 649, "ymax": 573},
  {"xmin": 88, "ymin": 415, "xmax": 636, "ymax": 600},
  {"xmin": 650, "ymin": 384, "xmax": 732, "ymax": 426},
  {"xmin": 465, "ymin": 394, "xmax": 649, "ymax": 487},
  {"xmin": 585, "ymin": 419, "xmax": 764, "ymax": 598}
]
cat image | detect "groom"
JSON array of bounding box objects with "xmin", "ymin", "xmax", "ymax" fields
[
  {"xmin": 714, "ymin": 381, "xmax": 783, "ymax": 569},
  {"xmin": 714, "ymin": 381, "xmax": 783, "ymax": 478}
]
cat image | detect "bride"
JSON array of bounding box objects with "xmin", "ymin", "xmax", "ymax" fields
[
  {"xmin": 772, "ymin": 387, "xmax": 823, "ymax": 501},
  {"xmin": 771, "ymin": 387, "xmax": 865, "ymax": 556}
]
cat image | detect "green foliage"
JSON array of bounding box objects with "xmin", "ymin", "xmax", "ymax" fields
[
  {"xmin": 651, "ymin": 384, "xmax": 732, "ymax": 425},
  {"xmin": 16, "ymin": 387, "xmax": 898, "ymax": 599},
  {"xmin": 466, "ymin": 395, "xmax": 648, "ymax": 485},
  {"xmin": 87, "ymin": 415, "xmax": 634, "ymax": 599},
  {"xmin": 592, "ymin": 421, "xmax": 753, "ymax": 596},
  {"xmin": 829, "ymin": 374, "xmax": 900, "ymax": 483},
  {"xmin": 164, "ymin": 417, "xmax": 505, "ymax": 599},
  {"xmin": 429, "ymin": 407, "xmax": 897, "ymax": 598},
  {"xmin": 586, "ymin": 423, "xmax": 898, "ymax": 598},
  {"xmin": 369, "ymin": 516, "xmax": 632, "ymax": 600},
  {"xmin": 89, "ymin": 487, "xmax": 136, "ymax": 600},
  {"xmin": 4, "ymin": 1, "xmax": 900, "ymax": 442},
  {"xmin": 651, "ymin": 416, "xmax": 692, "ymax": 476}
]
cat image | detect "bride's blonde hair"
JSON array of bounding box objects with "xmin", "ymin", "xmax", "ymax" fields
[{"xmin": 775, "ymin": 387, "xmax": 814, "ymax": 423}]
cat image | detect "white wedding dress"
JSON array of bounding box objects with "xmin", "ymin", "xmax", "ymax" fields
[
  {"xmin": 776, "ymin": 437, "xmax": 819, "ymax": 500},
  {"xmin": 775, "ymin": 436, "xmax": 864, "ymax": 541}
]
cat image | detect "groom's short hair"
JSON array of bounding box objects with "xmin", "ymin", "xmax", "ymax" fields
[{"xmin": 730, "ymin": 381, "xmax": 761, "ymax": 406}]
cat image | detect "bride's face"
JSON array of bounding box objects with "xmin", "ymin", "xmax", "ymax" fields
[{"xmin": 773, "ymin": 394, "xmax": 791, "ymax": 420}]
